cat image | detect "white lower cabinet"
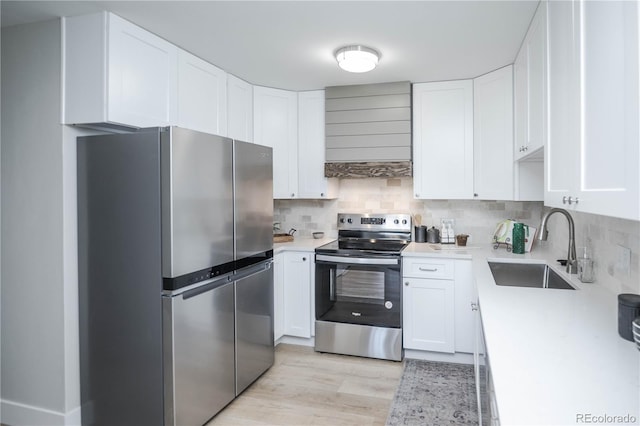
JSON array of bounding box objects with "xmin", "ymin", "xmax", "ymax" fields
[
  {"xmin": 403, "ymin": 277, "xmax": 455, "ymax": 353},
  {"xmin": 453, "ymin": 260, "xmax": 475, "ymax": 353},
  {"xmin": 402, "ymin": 257, "xmax": 475, "ymax": 354},
  {"xmin": 277, "ymin": 251, "xmax": 313, "ymax": 339}
]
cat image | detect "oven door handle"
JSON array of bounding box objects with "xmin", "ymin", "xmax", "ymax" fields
[{"xmin": 316, "ymin": 254, "xmax": 399, "ymax": 265}]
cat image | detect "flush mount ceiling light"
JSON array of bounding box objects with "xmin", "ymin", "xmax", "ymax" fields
[{"xmin": 335, "ymin": 45, "xmax": 380, "ymax": 73}]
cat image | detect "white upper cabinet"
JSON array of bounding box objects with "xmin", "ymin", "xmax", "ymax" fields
[
  {"xmin": 297, "ymin": 90, "xmax": 338, "ymax": 199},
  {"xmin": 63, "ymin": 12, "xmax": 178, "ymax": 129},
  {"xmin": 579, "ymin": 0, "xmax": 639, "ymax": 220},
  {"xmin": 515, "ymin": 2, "xmax": 547, "ymax": 160},
  {"xmin": 546, "ymin": 0, "xmax": 639, "ymax": 220},
  {"xmin": 413, "ymin": 80, "xmax": 474, "ymax": 199},
  {"xmin": 254, "ymin": 86, "xmax": 298, "ymax": 198},
  {"xmin": 473, "ymin": 66, "xmax": 514, "ymax": 201},
  {"xmin": 227, "ymin": 74, "xmax": 254, "ymax": 142},
  {"xmin": 546, "ymin": 0, "xmax": 580, "ymax": 208},
  {"xmin": 177, "ymin": 50, "xmax": 227, "ymax": 136}
]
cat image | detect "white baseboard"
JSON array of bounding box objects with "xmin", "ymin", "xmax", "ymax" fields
[
  {"xmin": 404, "ymin": 349, "xmax": 474, "ymax": 365},
  {"xmin": 275, "ymin": 335, "xmax": 315, "ymax": 347},
  {"xmin": 1, "ymin": 399, "xmax": 81, "ymax": 426}
]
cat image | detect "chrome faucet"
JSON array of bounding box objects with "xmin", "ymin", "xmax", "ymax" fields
[{"xmin": 538, "ymin": 208, "xmax": 577, "ymax": 274}]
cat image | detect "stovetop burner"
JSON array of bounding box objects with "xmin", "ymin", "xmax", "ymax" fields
[{"xmin": 316, "ymin": 213, "xmax": 412, "ymax": 256}]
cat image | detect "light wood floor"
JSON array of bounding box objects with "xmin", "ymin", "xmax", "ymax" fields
[{"xmin": 207, "ymin": 344, "xmax": 405, "ymax": 426}]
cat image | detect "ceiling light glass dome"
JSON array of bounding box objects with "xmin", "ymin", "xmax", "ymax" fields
[{"xmin": 335, "ymin": 45, "xmax": 380, "ymax": 73}]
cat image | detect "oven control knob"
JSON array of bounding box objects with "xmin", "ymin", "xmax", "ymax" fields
[
  {"xmin": 394, "ymin": 219, "xmax": 399, "ymax": 224},
  {"xmin": 347, "ymin": 218, "xmax": 353, "ymax": 224},
  {"xmin": 402, "ymin": 219, "xmax": 407, "ymax": 225},
  {"xmin": 340, "ymin": 218, "xmax": 345, "ymax": 223},
  {"xmin": 384, "ymin": 301, "xmax": 393, "ymax": 310}
]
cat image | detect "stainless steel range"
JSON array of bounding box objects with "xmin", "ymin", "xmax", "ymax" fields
[{"xmin": 314, "ymin": 213, "xmax": 411, "ymax": 361}]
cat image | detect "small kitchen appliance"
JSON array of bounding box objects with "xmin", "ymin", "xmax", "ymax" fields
[{"xmin": 314, "ymin": 213, "xmax": 411, "ymax": 361}]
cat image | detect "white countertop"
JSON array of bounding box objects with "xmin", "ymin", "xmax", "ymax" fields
[
  {"xmin": 273, "ymin": 237, "xmax": 335, "ymax": 254},
  {"xmin": 404, "ymin": 242, "xmax": 640, "ymax": 425}
]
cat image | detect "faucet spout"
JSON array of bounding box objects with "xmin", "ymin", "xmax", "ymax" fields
[{"xmin": 538, "ymin": 208, "xmax": 578, "ymax": 274}]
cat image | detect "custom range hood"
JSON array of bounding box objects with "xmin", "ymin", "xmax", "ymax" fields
[{"xmin": 325, "ymin": 81, "xmax": 412, "ymax": 178}]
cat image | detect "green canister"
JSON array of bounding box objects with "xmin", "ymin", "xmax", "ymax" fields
[{"xmin": 512, "ymin": 222, "xmax": 526, "ymax": 254}]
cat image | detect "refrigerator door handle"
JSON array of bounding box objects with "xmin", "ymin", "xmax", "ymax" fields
[{"xmin": 234, "ymin": 260, "xmax": 273, "ymax": 282}]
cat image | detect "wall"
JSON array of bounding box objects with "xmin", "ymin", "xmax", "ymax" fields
[
  {"xmin": 275, "ymin": 177, "xmax": 544, "ymax": 243},
  {"xmin": 1, "ymin": 19, "xmax": 81, "ymax": 425},
  {"xmin": 544, "ymin": 210, "xmax": 640, "ymax": 295},
  {"xmin": 274, "ymin": 177, "xmax": 640, "ymax": 295}
]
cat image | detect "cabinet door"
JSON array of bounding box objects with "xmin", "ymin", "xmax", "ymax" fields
[
  {"xmin": 473, "ymin": 66, "xmax": 514, "ymax": 200},
  {"xmin": 545, "ymin": 0, "xmax": 580, "ymax": 209},
  {"xmin": 227, "ymin": 74, "xmax": 254, "ymax": 142},
  {"xmin": 177, "ymin": 50, "xmax": 227, "ymax": 136},
  {"xmin": 254, "ymin": 86, "xmax": 298, "ymax": 198},
  {"xmin": 515, "ymin": 2, "xmax": 547, "ymax": 161},
  {"xmin": 402, "ymin": 278, "xmax": 455, "ymax": 353},
  {"xmin": 273, "ymin": 253, "xmax": 284, "ymax": 342},
  {"xmin": 513, "ymin": 46, "xmax": 528, "ymax": 160},
  {"xmin": 526, "ymin": 3, "xmax": 547, "ymax": 155},
  {"xmin": 108, "ymin": 13, "xmax": 178, "ymax": 128},
  {"xmin": 579, "ymin": 0, "xmax": 639, "ymax": 220},
  {"xmin": 454, "ymin": 260, "xmax": 475, "ymax": 354},
  {"xmin": 283, "ymin": 252, "xmax": 311, "ymax": 338},
  {"xmin": 413, "ymin": 80, "xmax": 474, "ymax": 199},
  {"xmin": 298, "ymin": 90, "xmax": 337, "ymax": 199}
]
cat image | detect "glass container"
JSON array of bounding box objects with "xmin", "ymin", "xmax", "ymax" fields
[{"xmin": 512, "ymin": 222, "xmax": 525, "ymax": 254}]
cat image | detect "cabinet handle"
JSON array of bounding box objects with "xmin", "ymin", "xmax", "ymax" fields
[
  {"xmin": 474, "ymin": 193, "xmax": 478, "ymax": 197},
  {"xmin": 562, "ymin": 196, "xmax": 567, "ymax": 204},
  {"xmin": 291, "ymin": 193, "xmax": 295, "ymax": 197},
  {"xmin": 524, "ymin": 146, "xmax": 528, "ymax": 152},
  {"xmin": 471, "ymin": 302, "xmax": 478, "ymax": 311},
  {"xmin": 415, "ymin": 193, "xmax": 420, "ymax": 197},
  {"xmin": 320, "ymin": 193, "xmax": 324, "ymax": 197},
  {"xmin": 405, "ymin": 282, "xmax": 409, "ymax": 286},
  {"xmin": 419, "ymin": 267, "xmax": 438, "ymax": 272},
  {"xmin": 302, "ymin": 257, "xmax": 306, "ymax": 261}
]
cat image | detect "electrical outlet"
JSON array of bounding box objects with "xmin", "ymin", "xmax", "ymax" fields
[{"xmin": 615, "ymin": 245, "xmax": 631, "ymax": 276}]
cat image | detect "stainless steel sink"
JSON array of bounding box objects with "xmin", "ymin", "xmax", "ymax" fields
[{"xmin": 488, "ymin": 261, "xmax": 576, "ymax": 290}]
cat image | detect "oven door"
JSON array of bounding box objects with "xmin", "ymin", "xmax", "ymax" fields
[{"xmin": 315, "ymin": 254, "xmax": 401, "ymax": 328}]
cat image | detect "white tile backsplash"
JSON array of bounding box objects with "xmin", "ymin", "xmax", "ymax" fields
[
  {"xmin": 543, "ymin": 209, "xmax": 640, "ymax": 295},
  {"xmin": 274, "ymin": 177, "xmax": 640, "ymax": 296}
]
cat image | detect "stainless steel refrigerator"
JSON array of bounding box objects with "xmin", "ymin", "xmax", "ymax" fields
[{"xmin": 77, "ymin": 127, "xmax": 274, "ymax": 426}]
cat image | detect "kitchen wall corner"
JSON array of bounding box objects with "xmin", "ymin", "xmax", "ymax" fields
[{"xmin": 544, "ymin": 209, "xmax": 640, "ymax": 295}]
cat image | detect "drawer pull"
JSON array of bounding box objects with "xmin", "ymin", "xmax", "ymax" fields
[{"xmin": 419, "ymin": 267, "xmax": 438, "ymax": 272}]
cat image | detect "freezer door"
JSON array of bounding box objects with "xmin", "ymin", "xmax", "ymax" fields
[
  {"xmin": 234, "ymin": 140, "xmax": 273, "ymax": 262},
  {"xmin": 163, "ymin": 277, "xmax": 236, "ymax": 426},
  {"xmin": 162, "ymin": 127, "xmax": 234, "ymax": 278},
  {"xmin": 235, "ymin": 262, "xmax": 275, "ymax": 394}
]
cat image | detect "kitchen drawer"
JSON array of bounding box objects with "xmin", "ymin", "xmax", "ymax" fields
[{"xmin": 402, "ymin": 257, "xmax": 455, "ymax": 280}]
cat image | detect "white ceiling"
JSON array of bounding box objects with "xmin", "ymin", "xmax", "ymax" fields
[{"xmin": 1, "ymin": 1, "xmax": 539, "ymax": 91}]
